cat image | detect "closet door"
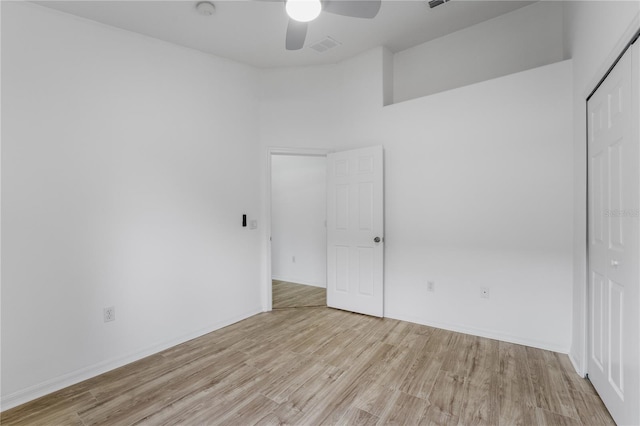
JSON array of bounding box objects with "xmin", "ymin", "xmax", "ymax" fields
[{"xmin": 587, "ymin": 41, "xmax": 639, "ymax": 426}]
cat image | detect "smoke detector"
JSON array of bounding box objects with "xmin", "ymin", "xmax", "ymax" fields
[{"xmin": 196, "ymin": 2, "xmax": 215, "ymax": 16}]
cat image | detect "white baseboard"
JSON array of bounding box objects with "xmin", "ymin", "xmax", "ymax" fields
[
  {"xmin": 385, "ymin": 311, "xmax": 570, "ymax": 354},
  {"xmin": 0, "ymin": 307, "xmax": 262, "ymax": 412},
  {"xmin": 271, "ymin": 275, "xmax": 326, "ymax": 288},
  {"xmin": 568, "ymin": 351, "xmax": 585, "ymax": 377}
]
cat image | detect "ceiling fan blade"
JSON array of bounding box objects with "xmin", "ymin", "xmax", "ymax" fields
[
  {"xmin": 322, "ymin": 0, "xmax": 381, "ymax": 19},
  {"xmin": 286, "ymin": 19, "xmax": 308, "ymax": 50}
]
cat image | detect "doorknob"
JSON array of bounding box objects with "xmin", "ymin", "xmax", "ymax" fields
[
  {"xmin": 611, "ymin": 259, "xmax": 620, "ymax": 268},
  {"xmin": 374, "ymin": 237, "xmax": 381, "ymax": 243}
]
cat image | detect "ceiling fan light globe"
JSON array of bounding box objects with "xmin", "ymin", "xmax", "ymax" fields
[{"xmin": 286, "ymin": 0, "xmax": 322, "ymax": 23}]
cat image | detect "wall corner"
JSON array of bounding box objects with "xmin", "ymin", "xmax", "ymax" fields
[{"xmin": 382, "ymin": 46, "xmax": 394, "ymax": 106}]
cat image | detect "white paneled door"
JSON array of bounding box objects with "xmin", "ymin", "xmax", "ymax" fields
[
  {"xmin": 587, "ymin": 41, "xmax": 640, "ymax": 426},
  {"xmin": 327, "ymin": 146, "xmax": 384, "ymax": 317}
]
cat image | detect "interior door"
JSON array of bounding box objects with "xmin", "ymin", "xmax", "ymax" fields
[
  {"xmin": 587, "ymin": 41, "xmax": 640, "ymax": 426},
  {"xmin": 326, "ymin": 146, "xmax": 384, "ymax": 317}
]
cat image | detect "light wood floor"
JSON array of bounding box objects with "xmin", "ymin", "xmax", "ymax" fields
[
  {"xmin": 2, "ymin": 307, "xmax": 614, "ymax": 426},
  {"xmin": 272, "ymin": 280, "xmax": 326, "ymax": 309}
]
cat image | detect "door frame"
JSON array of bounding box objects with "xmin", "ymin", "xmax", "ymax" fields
[
  {"xmin": 264, "ymin": 147, "xmax": 332, "ymax": 311},
  {"xmin": 580, "ymin": 17, "xmax": 640, "ymax": 378}
]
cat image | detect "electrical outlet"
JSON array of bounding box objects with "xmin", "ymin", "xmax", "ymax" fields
[
  {"xmin": 104, "ymin": 306, "xmax": 115, "ymax": 322},
  {"xmin": 480, "ymin": 287, "xmax": 490, "ymax": 299},
  {"xmin": 427, "ymin": 281, "xmax": 435, "ymax": 292}
]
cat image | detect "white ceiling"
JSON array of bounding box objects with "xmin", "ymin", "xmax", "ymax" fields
[{"xmin": 35, "ymin": 0, "xmax": 535, "ymax": 68}]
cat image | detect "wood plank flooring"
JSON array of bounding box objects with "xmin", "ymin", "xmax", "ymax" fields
[
  {"xmin": 272, "ymin": 280, "xmax": 326, "ymax": 309},
  {"xmin": 2, "ymin": 306, "xmax": 614, "ymax": 425}
]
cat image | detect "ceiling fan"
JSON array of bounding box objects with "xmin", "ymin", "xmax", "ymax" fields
[{"xmin": 283, "ymin": 0, "xmax": 382, "ymax": 50}]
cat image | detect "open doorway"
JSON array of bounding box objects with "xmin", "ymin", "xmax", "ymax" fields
[{"xmin": 270, "ymin": 153, "xmax": 328, "ymax": 309}]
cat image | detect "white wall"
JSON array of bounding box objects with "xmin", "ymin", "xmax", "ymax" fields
[
  {"xmin": 563, "ymin": 1, "xmax": 640, "ymax": 374},
  {"xmin": 1, "ymin": 2, "xmax": 261, "ymax": 409},
  {"xmin": 393, "ymin": 1, "xmax": 566, "ymax": 103},
  {"xmin": 259, "ymin": 45, "xmax": 575, "ymax": 352},
  {"xmin": 259, "ymin": 65, "xmax": 343, "ymax": 149},
  {"xmin": 377, "ymin": 60, "xmax": 574, "ymax": 352},
  {"xmin": 271, "ymin": 155, "xmax": 327, "ymax": 287}
]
